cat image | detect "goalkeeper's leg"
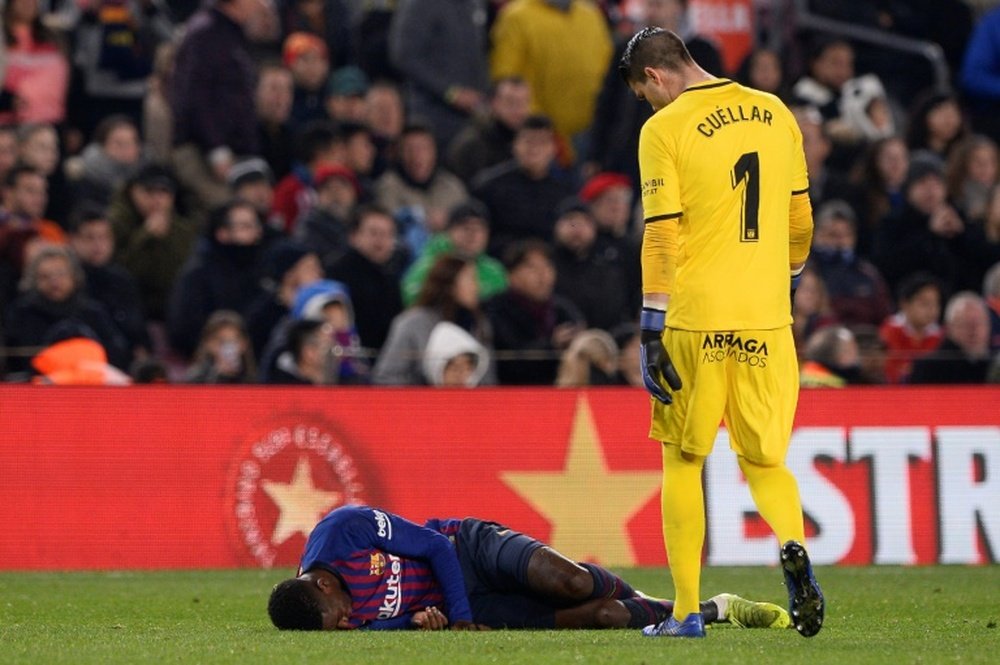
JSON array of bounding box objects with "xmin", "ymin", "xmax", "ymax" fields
[
  {"xmin": 661, "ymin": 443, "xmax": 707, "ymax": 621},
  {"xmin": 737, "ymin": 456, "xmax": 805, "ymax": 545}
]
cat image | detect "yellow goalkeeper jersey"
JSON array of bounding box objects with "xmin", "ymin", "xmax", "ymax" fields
[{"xmin": 638, "ymin": 78, "xmax": 811, "ymax": 331}]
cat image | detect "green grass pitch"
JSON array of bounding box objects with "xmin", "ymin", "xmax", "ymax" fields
[{"xmin": 2, "ymin": 566, "xmax": 998, "ymax": 664}]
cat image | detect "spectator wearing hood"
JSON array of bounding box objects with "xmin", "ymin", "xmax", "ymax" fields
[
  {"xmin": 373, "ymin": 254, "xmax": 496, "ymax": 385},
  {"xmin": 265, "ymin": 279, "xmax": 368, "ymax": 385},
  {"xmin": 421, "ymin": 320, "xmax": 491, "ymax": 387}
]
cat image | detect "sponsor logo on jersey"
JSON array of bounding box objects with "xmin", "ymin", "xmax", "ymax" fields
[
  {"xmin": 226, "ymin": 413, "xmax": 371, "ymax": 568},
  {"xmin": 377, "ymin": 555, "xmax": 403, "ymax": 619},
  {"xmin": 373, "ymin": 509, "xmax": 393, "ymax": 540},
  {"xmin": 641, "ymin": 177, "xmax": 665, "ymax": 198},
  {"xmin": 701, "ymin": 332, "xmax": 769, "ymax": 367}
]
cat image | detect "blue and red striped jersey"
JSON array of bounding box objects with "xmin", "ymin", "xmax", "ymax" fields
[{"xmin": 298, "ymin": 505, "xmax": 471, "ymax": 630}]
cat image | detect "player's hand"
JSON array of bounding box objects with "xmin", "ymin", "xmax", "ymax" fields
[
  {"xmin": 640, "ymin": 329, "xmax": 682, "ymax": 404},
  {"xmin": 411, "ymin": 606, "xmax": 449, "ymax": 631},
  {"xmin": 450, "ymin": 620, "xmax": 491, "ymax": 631},
  {"xmin": 639, "ymin": 307, "xmax": 681, "ymax": 404}
]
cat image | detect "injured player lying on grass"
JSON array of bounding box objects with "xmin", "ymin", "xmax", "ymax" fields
[{"xmin": 268, "ymin": 505, "xmax": 790, "ymax": 631}]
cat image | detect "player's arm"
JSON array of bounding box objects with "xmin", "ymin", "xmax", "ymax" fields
[
  {"xmin": 354, "ymin": 508, "xmax": 474, "ymax": 625},
  {"xmin": 637, "ymin": 123, "xmax": 683, "ymax": 403},
  {"xmin": 789, "ymin": 190, "xmax": 813, "ymax": 288},
  {"xmin": 788, "ymin": 111, "xmax": 814, "ymax": 289}
]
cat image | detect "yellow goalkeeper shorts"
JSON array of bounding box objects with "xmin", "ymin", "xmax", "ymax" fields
[{"xmin": 649, "ymin": 326, "xmax": 799, "ymax": 465}]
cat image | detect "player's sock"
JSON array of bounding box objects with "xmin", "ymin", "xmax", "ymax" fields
[
  {"xmin": 661, "ymin": 444, "xmax": 706, "ymax": 619},
  {"xmin": 738, "ymin": 457, "xmax": 806, "ymax": 545},
  {"xmin": 699, "ymin": 599, "xmax": 720, "ymax": 623},
  {"xmin": 621, "ymin": 597, "xmax": 672, "ymax": 628},
  {"xmin": 580, "ymin": 562, "xmax": 636, "ymax": 600}
]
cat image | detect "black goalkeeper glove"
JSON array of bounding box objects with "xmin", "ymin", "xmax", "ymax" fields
[{"xmin": 639, "ymin": 308, "xmax": 682, "ymax": 404}]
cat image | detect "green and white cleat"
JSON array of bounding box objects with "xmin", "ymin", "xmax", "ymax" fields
[{"xmin": 712, "ymin": 593, "xmax": 791, "ymax": 629}]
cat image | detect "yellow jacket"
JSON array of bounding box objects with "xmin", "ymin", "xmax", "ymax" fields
[{"xmin": 490, "ymin": 0, "xmax": 612, "ymax": 142}]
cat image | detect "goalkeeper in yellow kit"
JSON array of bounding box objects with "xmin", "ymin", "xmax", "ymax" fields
[{"xmin": 618, "ymin": 27, "xmax": 824, "ymax": 639}]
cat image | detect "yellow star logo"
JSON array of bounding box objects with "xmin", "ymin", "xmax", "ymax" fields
[
  {"xmin": 500, "ymin": 395, "xmax": 661, "ymax": 566},
  {"xmin": 262, "ymin": 456, "xmax": 341, "ymax": 545}
]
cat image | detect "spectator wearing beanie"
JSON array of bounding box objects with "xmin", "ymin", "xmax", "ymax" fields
[
  {"xmin": 228, "ymin": 157, "xmax": 275, "ymax": 223},
  {"xmin": 579, "ymin": 171, "xmax": 640, "ymax": 314},
  {"xmin": 550, "ymin": 196, "xmax": 632, "ymax": 332},
  {"xmin": 283, "ymin": 32, "xmax": 331, "ymax": 125},
  {"xmin": 295, "ymin": 163, "xmax": 361, "ymax": 266}
]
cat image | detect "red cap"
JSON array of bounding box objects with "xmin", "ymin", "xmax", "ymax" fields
[
  {"xmin": 579, "ymin": 172, "xmax": 631, "ymax": 202},
  {"xmin": 282, "ymin": 32, "xmax": 328, "ymax": 67},
  {"xmin": 313, "ymin": 163, "xmax": 360, "ymax": 197}
]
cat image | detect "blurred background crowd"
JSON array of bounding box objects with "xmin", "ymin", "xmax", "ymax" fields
[{"xmin": 1, "ymin": 0, "xmax": 1000, "ymax": 387}]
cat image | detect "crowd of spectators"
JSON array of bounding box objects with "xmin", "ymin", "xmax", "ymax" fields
[{"xmin": 1, "ymin": 0, "xmax": 1000, "ymax": 387}]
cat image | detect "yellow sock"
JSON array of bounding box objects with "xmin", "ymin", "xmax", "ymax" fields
[
  {"xmin": 738, "ymin": 456, "xmax": 806, "ymax": 545},
  {"xmin": 661, "ymin": 444, "xmax": 705, "ymax": 620}
]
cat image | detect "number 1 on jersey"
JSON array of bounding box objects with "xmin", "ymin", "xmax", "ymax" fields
[{"xmin": 732, "ymin": 151, "xmax": 760, "ymax": 242}]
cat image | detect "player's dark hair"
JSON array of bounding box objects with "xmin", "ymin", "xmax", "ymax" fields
[
  {"xmin": 896, "ymin": 271, "xmax": 941, "ymax": 304},
  {"xmin": 618, "ymin": 27, "xmax": 693, "ymax": 84},
  {"xmin": 268, "ymin": 579, "xmax": 324, "ymax": 630}
]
